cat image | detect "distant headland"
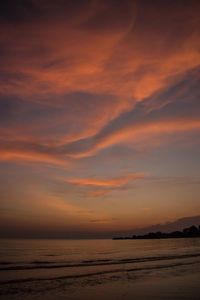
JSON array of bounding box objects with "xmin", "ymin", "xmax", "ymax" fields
[{"xmin": 113, "ymin": 225, "xmax": 200, "ymax": 240}]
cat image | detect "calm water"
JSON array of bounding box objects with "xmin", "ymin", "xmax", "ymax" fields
[{"xmin": 1, "ymin": 238, "xmax": 200, "ymax": 299}]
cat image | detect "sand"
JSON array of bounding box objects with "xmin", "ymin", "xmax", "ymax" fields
[{"xmin": 1, "ymin": 258, "xmax": 200, "ymax": 300}]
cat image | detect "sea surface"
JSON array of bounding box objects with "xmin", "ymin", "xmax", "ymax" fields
[{"xmin": 0, "ymin": 238, "xmax": 200, "ymax": 299}]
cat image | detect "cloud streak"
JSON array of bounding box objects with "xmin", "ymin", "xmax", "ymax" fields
[{"xmin": 65, "ymin": 173, "xmax": 144, "ymax": 187}]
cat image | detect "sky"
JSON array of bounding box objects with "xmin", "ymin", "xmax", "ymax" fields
[{"xmin": 0, "ymin": 0, "xmax": 200, "ymax": 238}]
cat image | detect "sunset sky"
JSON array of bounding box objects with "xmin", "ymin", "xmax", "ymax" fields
[{"xmin": 0, "ymin": 0, "xmax": 200, "ymax": 238}]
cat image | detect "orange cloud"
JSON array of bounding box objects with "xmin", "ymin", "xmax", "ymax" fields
[
  {"xmin": 64, "ymin": 117, "xmax": 200, "ymax": 159},
  {"xmin": 89, "ymin": 190, "xmax": 111, "ymax": 198},
  {"xmin": 0, "ymin": 116, "xmax": 199, "ymax": 166},
  {"xmin": 0, "ymin": 150, "xmax": 64, "ymax": 165},
  {"xmin": 0, "ymin": 0, "xmax": 199, "ymax": 168},
  {"xmin": 64, "ymin": 173, "xmax": 144, "ymax": 187},
  {"xmin": 1, "ymin": 0, "xmax": 200, "ymax": 109}
]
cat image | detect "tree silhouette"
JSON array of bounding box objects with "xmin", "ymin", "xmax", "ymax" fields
[{"xmin": 113, "ymin": 225, "xmax": 200, "ymax": 240}]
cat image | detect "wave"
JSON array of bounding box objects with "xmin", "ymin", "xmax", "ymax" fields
[
  {"xmin": 31, "ymin": 261, "xmax": 59, "ymax": 264},
  {"xmin": 0, "ymin": 253, "xmax": 200, "ymax": 271},
  {"xmin": 82, "ymin": 259, "xmax": 111, "ymax": 263},
  {"xmin": 0, "ymin": 262, "xmax": 12, "ymax": 265},
  {"xmin": 1, "ymin": 259, "xmax": 200, "ymax": 285}
]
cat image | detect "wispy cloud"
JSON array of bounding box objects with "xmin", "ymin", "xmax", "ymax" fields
[
  {"xmin": 64, "ymin": 173, "xmax": 144, "ymax": 187},
  {"xmin": 0, "ymin": 1, "xmax": 200, "ymax": 166},
  {"xmin": 1, "ymin": 68, "xmax": 199, "ymax": 166}
]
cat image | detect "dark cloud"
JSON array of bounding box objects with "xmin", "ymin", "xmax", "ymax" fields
[
  {"xmin": 0, "ymin": 0, "xmax": 93, "ymax": 25},
  {"xmin": 0, "ymin": 0, "xmax": 41, "ymax": 24},
  {"xmin": 0, "ymin": 93, "xmax": 62, "ymax": 127},
  {"xmin": 82, "ymin": 0, "xmax": 136, "ymax": 32}
]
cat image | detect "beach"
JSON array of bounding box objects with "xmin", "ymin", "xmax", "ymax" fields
[{"xmin": 0, "ymin": 238, "xmax": 200, "ymax": 299}]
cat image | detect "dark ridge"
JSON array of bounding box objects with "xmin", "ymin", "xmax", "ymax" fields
[{"xmin": 113, "ymin": 225, "xmax": 200, "ymax": 240}]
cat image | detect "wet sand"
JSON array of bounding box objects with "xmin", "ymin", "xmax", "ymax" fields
[{"xmin": 1, "ymin": 258, "xmax": 200, "ymax": 300}]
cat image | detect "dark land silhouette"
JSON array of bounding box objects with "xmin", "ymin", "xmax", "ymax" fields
[{"xmin": 113, "ymin": 225, "xmax": 200, "ymax": 240}]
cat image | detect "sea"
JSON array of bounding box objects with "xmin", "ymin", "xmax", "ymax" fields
[{"xmin": 0, "ymin": 238, "xmax": 200, "ymax": 299}]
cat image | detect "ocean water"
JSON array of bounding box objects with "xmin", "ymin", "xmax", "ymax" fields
[{"xmin": 0, "ymin": 238, "xmax": 200, "ymax": 299}]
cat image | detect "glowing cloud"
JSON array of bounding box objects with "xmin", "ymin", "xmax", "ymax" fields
[{"xmin": 64, "ymin": 173, "xmax": 144, "ymax": 187}]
